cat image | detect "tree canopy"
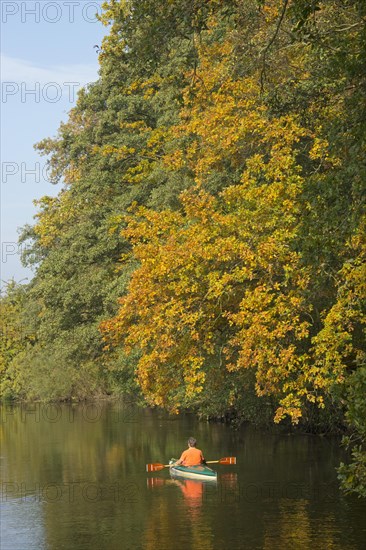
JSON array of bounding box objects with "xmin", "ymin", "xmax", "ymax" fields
[{"xmin": 1, "ymin": 0, "xmax": 365, "ymax": 496}]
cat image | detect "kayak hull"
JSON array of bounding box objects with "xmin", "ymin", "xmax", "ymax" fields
[{"xmin": 169, "ymin": 459, "xmax": 217, "ymax": 481}]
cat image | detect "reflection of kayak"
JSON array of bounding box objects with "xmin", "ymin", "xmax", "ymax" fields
[{"xmin": 169, "ymin": 458, "xmax": 217, "ymax": 481}]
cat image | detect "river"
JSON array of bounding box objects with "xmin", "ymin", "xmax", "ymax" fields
[{"xmin": 1, "ymin": 401, "xmax": 365, "ymax": 549}]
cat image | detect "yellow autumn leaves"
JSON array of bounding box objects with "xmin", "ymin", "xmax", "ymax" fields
[
  {"xmin": 99, "ymin": 5, "xmax": 365, "ymax": 428},
  {"xmin": 100, "ymin": 35, "xmax": 317, "ymax": 421}
]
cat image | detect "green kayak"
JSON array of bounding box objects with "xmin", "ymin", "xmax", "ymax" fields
[{"xmin": 169, "ymin": 459, "xmax": 217, "ymax": 481}]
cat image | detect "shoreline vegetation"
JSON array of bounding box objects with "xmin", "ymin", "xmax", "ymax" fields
[
  {"xmin": 0, "ymin": 394, "xmax": 346, "ymax": 437},
  {"xmin": 1, "ymin": 1, "xmax": 365, "ymax": 496}
]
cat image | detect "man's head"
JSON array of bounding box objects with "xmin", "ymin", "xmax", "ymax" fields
[{"xmin": 188, "ymin": 437, "xmax": 197, "ymax": 447}]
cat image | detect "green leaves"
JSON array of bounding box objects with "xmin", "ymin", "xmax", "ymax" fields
[{"xmin": 1, "ymin": 0, "xmax": 366, "ymax": 495}]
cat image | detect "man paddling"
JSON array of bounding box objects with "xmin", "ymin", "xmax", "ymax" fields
[{"xmin": 171, "ymin": 437, "xmax": 205, "ymax": 467}]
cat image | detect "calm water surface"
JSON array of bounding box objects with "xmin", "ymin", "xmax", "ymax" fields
[{"xmin": 1, "ymin": 401, "xmax": 365, "ymax": 549}]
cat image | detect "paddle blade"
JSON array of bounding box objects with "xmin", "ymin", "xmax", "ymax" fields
[
  {"xmin": 146, "ymin": 463, "xmax": 165, "ymax": 472},
  {"xmin": 219, "ymin": 457, "xmax": 236, "ymax": 465}
]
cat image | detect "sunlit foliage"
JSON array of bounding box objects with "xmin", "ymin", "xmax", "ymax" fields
[{"xmin": 1, "ymin": 0, "xmax": 365, "ymax": 496}]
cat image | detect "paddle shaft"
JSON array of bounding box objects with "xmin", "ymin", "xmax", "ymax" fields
[{"xmin": 146, "ymin": 456, "xmax": 236, "ymax": 471}]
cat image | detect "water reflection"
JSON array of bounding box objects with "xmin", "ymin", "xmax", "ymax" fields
[
  {"xmin": 172, "ymin": 478, "xmax": 205, "ymax": 508},
  {"xmin": 1, "ymin": 402, "xmax": 366, "ymax": 550},
  {"xmin": 146, "ymin": 471, "xmax": 240, "ymax": 512},
  {"xmin": 1, "ymin": 500, "xmax": 46, "ymax": 550},
  {"xmin": 146, "ymin": 475, "xmax": 217, "ymax": 549},
  {"xmin": 147, "ymin": 476, "xmax": 206, "ymax": 510}
]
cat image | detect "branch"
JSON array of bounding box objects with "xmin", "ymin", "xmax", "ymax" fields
[
  {"xmin": 260, "ymin": 0, "xmax": 289, "ymax": 94},
  {"xmin": 332, "ymin": 20, "xmax": 366, "ymax": 33}
]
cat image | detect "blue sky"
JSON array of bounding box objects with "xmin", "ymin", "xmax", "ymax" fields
[{"xmin": 1, "ymin": 1, "xmax": 107, "ymax": 287}]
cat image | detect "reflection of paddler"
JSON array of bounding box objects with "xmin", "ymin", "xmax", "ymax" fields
[
  {"xmin": 147, "ymin": 476, "xmax": 204, "ymax": 507},
  {"xmin": 146, "ymin": 476, "xmax": 202, "ymax": 500},
  {"xmin": 174, "ymin": 478, "xmax": 204, "ymax": 513},
  {"xmin": 180, "ymin": 479, "xmax": 203, "ymax": 501}
]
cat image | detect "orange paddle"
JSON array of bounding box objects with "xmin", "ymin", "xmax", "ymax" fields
[
  {"xmin": 146, "ymin": 463, "xmax": 171, "ymax": 472},
  {"xmin": 206, "ymin": 457, "xmax": 236, "ymax": 465},
  {"xmin": 146, "ymin": 457, "xmax": 236, "ymax": 472}
]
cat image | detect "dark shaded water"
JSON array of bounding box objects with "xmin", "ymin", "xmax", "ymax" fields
[{"xmin": 1, "ymin": 401, "xmax": 365, "ymax": 549}]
